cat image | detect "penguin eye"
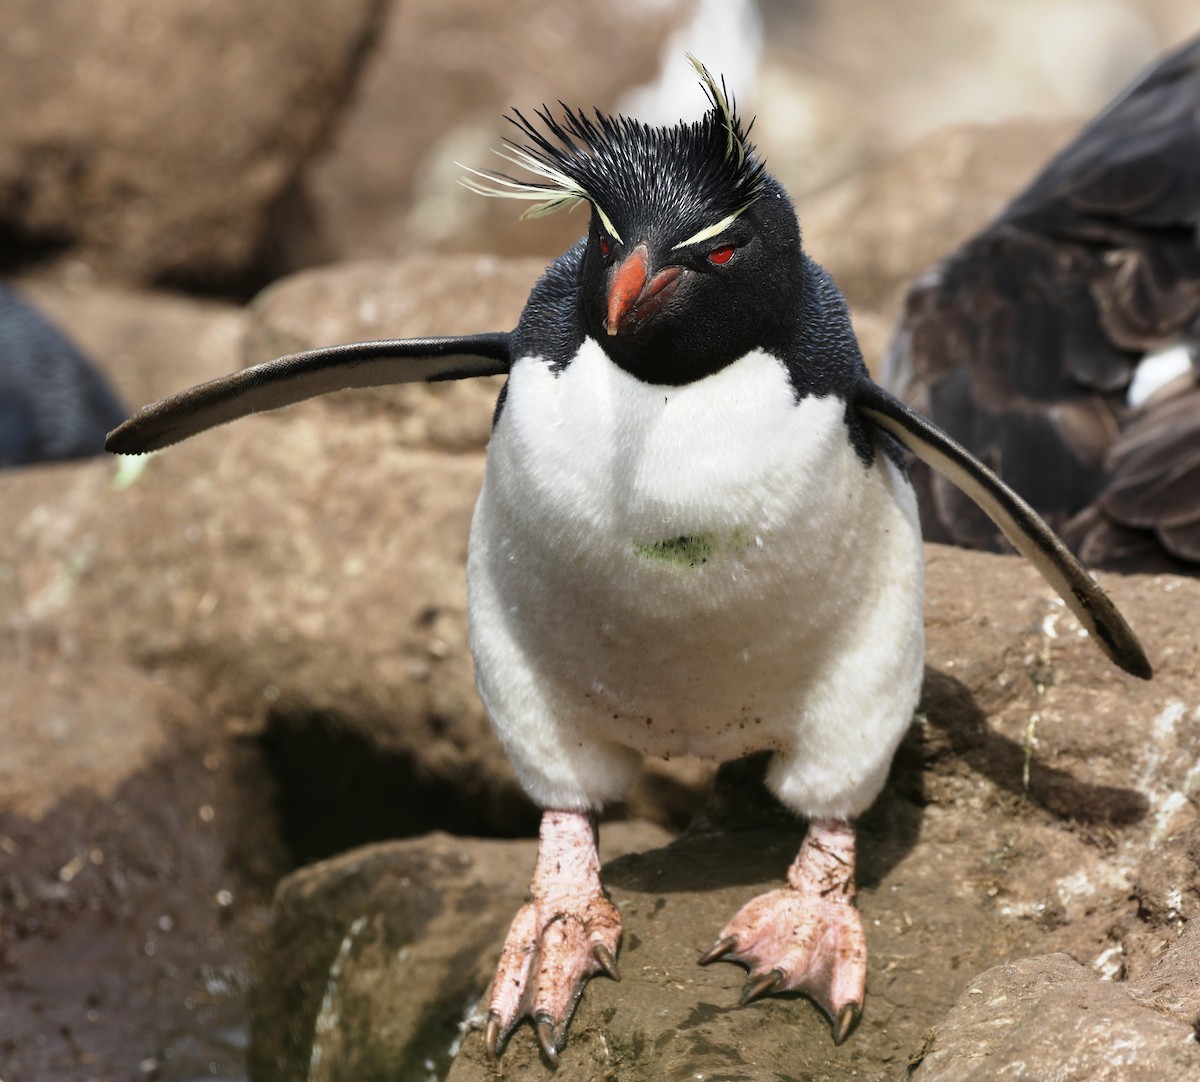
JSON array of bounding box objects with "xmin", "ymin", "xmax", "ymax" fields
[
  {"xmin": 598, "ymin": 235, "xmax": 611, "ymax": 258},
  {"xmin": 707, "ymin": 245, "xmax": 735, "ymax": 266}
]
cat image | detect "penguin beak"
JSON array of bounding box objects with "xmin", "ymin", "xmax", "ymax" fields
[{"xmin": 606, "ymin": 243, "xmax": 684, "ymax": 336}]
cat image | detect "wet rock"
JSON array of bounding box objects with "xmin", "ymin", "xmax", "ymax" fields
[
  {"xmin": 0, "ymin": 688, "xmax": 285, "ymax": 1081},
  {"xmin": 0, "ymin": 0, "xmax": 383, "ymax": 288}
]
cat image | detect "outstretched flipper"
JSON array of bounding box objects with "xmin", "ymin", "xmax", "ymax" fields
[
  {"xmin": 105, "ymin": 333, "xmax": 512, "ymax": 455},
  {"xmin": 856, "ymin": 379, "xmax": 1152, "ymax": 679}
]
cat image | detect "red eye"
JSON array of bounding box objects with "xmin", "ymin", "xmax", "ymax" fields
[
  {"xmin": 707, "ymin": 245, "xmax": 734, "ymax": 265},
  {"xmin": 598, "ymin": 235, "xmax": 610, "ymax": 257}
]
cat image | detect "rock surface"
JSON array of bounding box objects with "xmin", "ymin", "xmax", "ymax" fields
[
  {"xmin": 301, "ymin": 0, "xmax": 688, "ymax": 264},
  {"xmin": 908, "ymin": 927, "xmax": 1200, "ymax": 1081},
  {"xmin": 5, "ymin": 248, "xmax": 1200, "ymax": 1080},
  {"xmin": 0, "ymin": 0, "xmax": 383, "ymax": 288},
  {"xmin": 248, "ymin": 822, "xmax": 674, "ymax": 1081}
]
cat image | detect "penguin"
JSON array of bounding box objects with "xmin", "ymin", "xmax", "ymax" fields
[
  {"xmin": 0, "ymin": 284, "xmax": 128, "ymax": 468},
  {"xmin": 884, "ymin": 34, "xmax": 1200, "ymax": 574},
  {"xmin": 106, "ymin": 58, "xmax": 1150, "ymax": 1063}
]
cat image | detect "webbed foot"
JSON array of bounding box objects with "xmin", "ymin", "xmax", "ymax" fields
[
  {"xmin": 700, "ymin": 818, "xmax": 865, "ymax": 1043},
  {"xmin": 486, "ymin": 810, "xmax": 621, "ymax": 1064}
]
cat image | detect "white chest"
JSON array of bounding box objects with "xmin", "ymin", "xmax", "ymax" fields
[
  {"xmin": 467, "ymin": 339, "xmax": 923, "ymax": 767},
  {"xmin": 486, "ymin": 339, "xmax": 853, "ymax": 553}
]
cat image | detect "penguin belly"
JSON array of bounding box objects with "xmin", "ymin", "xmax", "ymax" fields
[{"xmin": 468, "ymin": 339, "xmax": 924, "ymax": 816}]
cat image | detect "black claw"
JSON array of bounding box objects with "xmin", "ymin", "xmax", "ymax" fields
[
  {"xmin": 485, "ymin": 1014, "xmax": 503, "ymax": 1060},
  {"xmin": 593, "ymin": 942, "xmax": 621, "ymax": 981},
  {"xmin": 833, "ymin": 1002, "xmax": 861, "ymax": 1045},
  {"xmin": 740, "ymin": 968, "xmax": 784, "ymax": 1005},
  {"xmin": 535, "ymin": 1015, "xmax": 560, "ymax": 1066},
  {"xmin": 698, "ymin": 935, "xmax": 738, "ymax": 965}
]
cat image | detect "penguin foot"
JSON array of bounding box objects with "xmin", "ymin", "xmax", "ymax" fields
[
  {"xmin": 485, "ymin": 809, "xmax": 622, "ymax": 1064},
  {"xmin": 699, "ymin": 818, "xmax": 865, "ymax": 1044}
]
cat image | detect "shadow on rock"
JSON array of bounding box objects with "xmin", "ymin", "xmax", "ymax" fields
[{"xmin": 916, "ymin": 666, "xmax": 1148, "ymax": 827}]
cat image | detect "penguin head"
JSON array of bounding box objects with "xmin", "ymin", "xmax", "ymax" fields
[{"xmin": 464, "ymin": 57, "xmax": 805, "ymax": 384}]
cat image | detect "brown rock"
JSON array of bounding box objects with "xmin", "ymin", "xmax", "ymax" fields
[
  {"xmin": 0, "ymin": 656, "xmax": 171, "ymax": 822},
  {"xmin": 241, "ymin": 549, "xmax": 1200, "ymax": 1079},
  {"xmin": 248, "ymin": 823, "xmax": 673, "ymax": 1081},
  {"xmin": 3, "ymin": 420, "xmax": 528, "ymax": 840},
  {"xmin": 0, "ymin": 0, "xmax": 383, "ymax": 288},
  {"xmin": 14, "ymin": 276, "xmax": 243, "ymax": 409},
  {"xmin": 908, "ymin": 942, "xmax": 1200, "ymax": 1081},
  {"xmin": 4, "ymin": 251, "xmax": 1199, "ymax": 1079},
  {"xmin": 802, "ymin": 120, "xmax": 1078, "ymax": 363},
  {"xmin": 0, "ymin": 653, "xmax": 286, "ymax": 1080}
]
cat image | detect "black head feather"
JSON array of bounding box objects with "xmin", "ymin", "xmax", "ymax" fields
[{"xmin": 464, "ymin": 58, "xmax": 768, "ymax": 247}]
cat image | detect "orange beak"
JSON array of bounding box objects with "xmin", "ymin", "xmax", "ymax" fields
[{"xmin": 606, "ymin": 243, "xmax": 683, "ymax": 336}]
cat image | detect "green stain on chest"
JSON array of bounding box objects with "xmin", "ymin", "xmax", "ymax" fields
[{"xmin": 633, "ymin": 527, "xmax": 752, "ymax": 568}]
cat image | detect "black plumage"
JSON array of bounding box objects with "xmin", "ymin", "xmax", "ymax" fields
[
  {"xmin": 471, "ymin": 74, "xmax": 767, "ymax": 239},
  {"xmin": 0, "ymin": 284, "xmax": 128, "ymax": 468},
  {"xmin": 884, "ymin": 34, "xmax": 1200, "ymax": 572}
]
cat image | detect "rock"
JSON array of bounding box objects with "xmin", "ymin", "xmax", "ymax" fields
[
  {"xmin": 2, "ymin": 417, "xmax": 528, "ymax": 846},
  {"xmin": 248, "ymin": 822, "xmax": 673, "ymax": 1081},
  {"xmin": 802, "ymin": 119, "xmax": 1079, "ymax": 366},
  {"xmin": 0, "ymin": 656, "xmax": 171, "ymax": 821},
  {"xmin": 15, "ymin": 276, "xmax": 243, "ymax": 409},
  {"xmin": 0, "ymin": 0, "xmax": 383, "ymax": 288},
  {"xmin": 0, "ymin": 659, "xmax": 287, "ymax": 1081},
  {"xmin": 908, "ymin": 936, "xmax": 1200, "ymax": 1081},
  {"xmin": 0, "ymin": 284, "xmax": 127, "ymax": 466},
  {"xmin": 756, "ymin": 0, "xmax": 1196, "ymax": 206}
]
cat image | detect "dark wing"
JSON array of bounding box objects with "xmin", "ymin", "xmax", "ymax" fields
[
  {"xmin": 1095, "ymin": 384, "xmax": 1200, "ymax": 564},
  {"xmin": 856, "ymin": 380, "xmax": 1152, "ymax": 680},
  {"xmin": 106, "ymin": 333, "xmax": 511, "ymax": 455},
  {"xmin": 883, "ymin": 34, "xmax": 1200, "ymax": 571}
]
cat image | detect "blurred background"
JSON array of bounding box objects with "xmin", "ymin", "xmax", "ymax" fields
[{"xmin": 3, "ymin": 0, "xmax": 1199, "ymax": 326}]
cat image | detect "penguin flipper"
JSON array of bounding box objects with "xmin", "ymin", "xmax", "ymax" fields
[
  {"xmin": 105, "ymin": 333, "xmax": 512, "ymax": 455},
  {"xmin": 855, "ymin": 380, "xmax": 1152, "ymax": 680}
]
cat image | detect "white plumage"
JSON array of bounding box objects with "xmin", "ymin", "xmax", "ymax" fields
[{"xmin": 468, "ymin": 337, "xmax": 924, "ymax": 817}]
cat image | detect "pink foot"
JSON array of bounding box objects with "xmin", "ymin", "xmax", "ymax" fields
[
  {"xmin": 699, "ymin": 818, "xmax": 866, "ymax": 1043},
  {"xmin": 486, "ymin": 810, "xmax": 621, "ymax": 1064}
]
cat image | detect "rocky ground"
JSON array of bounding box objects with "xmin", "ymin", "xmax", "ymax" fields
[{"xmin": 3, "ymin": 2, "xmax": 1200, "ymax": 1080}]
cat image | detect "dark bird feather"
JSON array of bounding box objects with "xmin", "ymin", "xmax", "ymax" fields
[
  {"xmin": 884, "ymin": 34, "xmax": 1200, "ymax": 573},
  {"xmin": 0, "ymin": 285, "xmax": 128, "ymax": 468}
]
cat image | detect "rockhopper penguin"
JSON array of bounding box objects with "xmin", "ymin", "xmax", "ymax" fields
[{"xmin": 106, "ymin": 58, "xmax": 1151, "ymax": 1064}]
